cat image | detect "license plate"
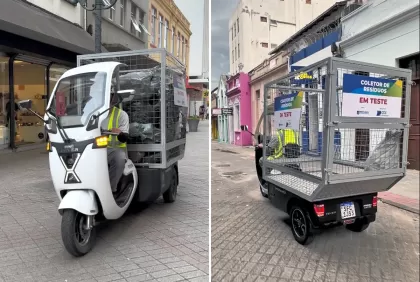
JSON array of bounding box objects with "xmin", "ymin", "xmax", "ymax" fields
[{"xmin": 340, "ymin": 202, "xmax": 356, "ymax": 219}]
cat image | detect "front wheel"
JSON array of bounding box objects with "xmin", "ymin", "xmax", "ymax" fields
[
  {"xmin": 61, "ymin": 209, "xmax": 96, "ymax": 257},
  {"xmin": 290, "ymin": 206, "xmax": 314, "ymax": 245},
  {"xmin": 163, "ymin": 168, "xmax": 178, "ymax": 203}
]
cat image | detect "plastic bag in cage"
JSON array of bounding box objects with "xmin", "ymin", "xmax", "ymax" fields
[
  {"xmin": 129, "ymin": 122, "xmax": 154, "ymax": 139},
  {"xmin": 364, "ymin": 130, "xmax": 401, "ymax": 171}
]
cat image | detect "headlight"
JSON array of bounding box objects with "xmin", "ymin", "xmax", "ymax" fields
[{"xmin": 94, "ymin": 136, "xmax": 108, "ymax": 148}]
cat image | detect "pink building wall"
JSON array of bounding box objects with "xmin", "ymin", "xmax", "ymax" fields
[{"xmin": 226, "ymin": 72, "xmax": 252, "ymax": 146}]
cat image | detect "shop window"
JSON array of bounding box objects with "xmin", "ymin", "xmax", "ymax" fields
[
  {"xmin": 164, "ymin": 19, "xmax": 169, "ymax": 49},
  {"xmin": 151, "ymin": 6, "xmax": 157, "ymax": 45},
  {"xmin": 158, "ymin": 15, "xmax": 164, "ymax": 48},
  {"xmin": 130, "ymin": 3, "xmax": 138, "ymax": 35},
  {"xmin": 0, "ymin": 57, "xmax": 9, "ymax": 148},
  {"xmin": 171, "ymin": 27, "xmax": 175, "ymax": 53},
  {"xmin": 13, "ymin": 61, "xmax": 47, "ymax": 146},
  {"xmin": 120, "ymin": 0, "xmax": 125, "ymax": 26},
  {"xmin": 237, "ymin": 18, "xmax": 239, "ymax": 33},
  {"xmin": 260, "ymin": 16, "xmax": 267, "ymax": 22},
  {"xmin": 109, "ymin": 5, "xmax": 115, "ymax": 21},
  {"xmin": 177, "ymin": 32, "xmax": 181, "ymax": 58},
  {"xmin": 181, "ymin": 36, "xmax": 185, "ymax": 63}
]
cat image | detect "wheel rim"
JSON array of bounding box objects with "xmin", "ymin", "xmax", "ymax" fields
[
  {"xmin": 292, "ymin": 209, "xmax": 306, "ymax": 238},
  {"xmin": 171, "ymin": 173, "xmax": 177, "ymax": 198},
  {"xmin": 74, "ymin": 212, "xmax": 91, "ymax": 246}
]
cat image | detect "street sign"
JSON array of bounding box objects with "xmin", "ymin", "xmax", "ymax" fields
[
  {"xmin": 212, "ymin": 108, "xmax": 221, "ymax": 115},
  {"xmin": 222, "ymin": 108, "xmax": 233, "ymax": 115}
]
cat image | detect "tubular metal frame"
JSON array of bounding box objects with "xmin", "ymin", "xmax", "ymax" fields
[
  {"xmin": 262, "ymin": 57, "xmax": 412, "ymax": 201},
  {"xmin": 77, "ymin": 49, "xmax": 187, "ymax": 169}
]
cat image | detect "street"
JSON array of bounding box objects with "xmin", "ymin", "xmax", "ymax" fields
[
  {"xmin": 211, "ymin": 142, "xmax": 420, "ymax": 282},
  {"xmin": 0, "ymin": 121, "xmax": 209, "ymax": 282}
]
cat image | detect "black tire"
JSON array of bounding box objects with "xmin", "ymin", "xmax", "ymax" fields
[
  {"xmin": 345, "ymin": 218, "xmax": 370, "ymax": 232},
  {"xmin": 61, "ymin": 209, "xmax": 96, "ymax": 257},
  {"xmin": 290, "ymin": 205, "xmax": 314, "ymax": 245},
  {"xmin": 163, "ymin": 168, "xmax": 177, "ymax": 203}
]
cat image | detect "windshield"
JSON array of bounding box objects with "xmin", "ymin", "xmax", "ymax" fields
[{"xmin": 48, "ymin": 72, "xmax": 107, "ymax": 128}]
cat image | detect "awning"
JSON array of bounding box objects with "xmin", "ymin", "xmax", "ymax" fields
[{"xmin": 0, "ymin": 0, "xmax": 95, "ymax": 55}]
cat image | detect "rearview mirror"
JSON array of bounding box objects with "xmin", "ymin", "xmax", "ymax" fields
[
  {"xmin": 117, "ymin": 89, "xmax": 135, "ymax": 103},
  {"xmin": 240, "ymin": 125, "xmax": 249, "ymax": 132},
  {"xmin": 18, "ymin": 99, "xmax": 33, "ymax": 110}
]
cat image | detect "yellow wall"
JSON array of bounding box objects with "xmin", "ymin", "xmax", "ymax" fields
[{"xmin": 149, "ymin": 0, "xmax": 192, "ymax": 74}]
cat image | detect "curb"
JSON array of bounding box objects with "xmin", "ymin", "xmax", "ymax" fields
[{"xmin": 378, "ymin": 192, "xmax": 420, "ymax": 214}]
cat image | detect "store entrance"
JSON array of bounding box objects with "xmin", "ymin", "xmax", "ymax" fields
[{"xmin": 13, "ymin": 61, "xmax": 47, "ymax": 146}]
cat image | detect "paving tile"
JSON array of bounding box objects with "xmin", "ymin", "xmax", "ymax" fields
[{"xmin": 0, "ymin": 122, "xmax": 210, "ymax": 282}]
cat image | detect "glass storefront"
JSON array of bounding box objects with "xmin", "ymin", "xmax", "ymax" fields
[
  {"xmin": 14, "ymin": 61, "xmax": 47, "ymax": 145},
  {"xmin": 0, "ymin": 56, "xmax": 9, "ymax": 149},
  {"xmin": 0, "ymin": 55, "xmax": 69, "ymax": 150}
]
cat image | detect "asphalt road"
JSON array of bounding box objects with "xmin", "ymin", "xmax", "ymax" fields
[
  {"xmin": 0, "ymin": 121, "xmax": 209, "ymax": 282},
  {"xmin": 211, "ymin": 142, "xmax": 419, "ymax": 282}
]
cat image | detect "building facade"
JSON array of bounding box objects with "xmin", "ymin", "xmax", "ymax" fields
[
  {"xmin": 226, "ymin": 73, "xmax": 252, "ymax": 146},
  {"xmin": 248, "ymin": 51, "xmax": 289, "ymax": 141},
  {"xmin": 229, "ymin": 0, "xmax": 338, "ymax": 75},
  {"xmin": 211, "ymin": 88, "xmax": 218, "ymax": 140},
  {"xmin": 216, "ymin": 75, "xmax": 229, "ymax": 143},
  {"xmin": 339, "ymin": 0, "xmax": 420, "ymax": 170},
  {"xmin": 148, "ymin": 0, "xmax": 192, "ymax": 74},
  {"xmin": 0, "ymin": 0, "xmax": 96, "ymax": 152},
  {"xmin": 26, "ymin": 0, "xmax": 84, "ymax": 26},
  {"xmin": 85, "ymin": 0, "xmax": 149, "ymax": 52}
]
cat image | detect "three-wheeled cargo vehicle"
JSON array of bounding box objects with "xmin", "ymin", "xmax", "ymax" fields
[
  {"xmin": 18, "ymin": 49, "xmax": 188, "ymax": 256},
  {"xmin": 242, "ymin": 57, "xmax": 413, "ymax": 244}
]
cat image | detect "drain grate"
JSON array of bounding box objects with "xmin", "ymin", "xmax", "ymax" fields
[
  {"xmin": 215, "ymin": 164, "xmax": 231, "ymax": 167},
  {"xmin": 222, "ymin": 171, "xmax": 243, "ymax": 176},
  {"xmin": 217, "ymin": 149, "xmax": 239, "ymax": 154}
]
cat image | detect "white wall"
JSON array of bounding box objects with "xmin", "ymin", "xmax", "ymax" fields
[
  {"xmin": 229, "ymin": 0, "xmax": 337, "ymax": 75},
  {"xmin": 341, "ymin": 0, "xmax": 419, "ymax": 66},
  {"xmin": 339, "ymin": 0, "xmax": 420, "ymax": 162},
  {"xmin": 27, "ymin": 0, "xmax": 83, "ymax": 26}
]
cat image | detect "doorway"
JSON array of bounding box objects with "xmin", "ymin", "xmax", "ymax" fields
[
  {"xmin": 400, "ymin": 54, "xmax": 420, "ymax": 170},
  {"xmin": 13, "ymin": 61, "xmax": 47, "ymax": 146}
]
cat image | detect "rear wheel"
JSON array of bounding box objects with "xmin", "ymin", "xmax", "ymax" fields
[
  {"xmin": 345, "ymin": 218, "xmax": 370, "ymax": 232},
  {"xmin": 163, "ymin": 168, "xmax": 177, "ymax": 203},
  {"xmin": 61, "ymin": 209, "xmax": 96, "ymax": 257},
  {"xmin": 290, "ymin": 205, "xmax": 314, "ymax": 245}
]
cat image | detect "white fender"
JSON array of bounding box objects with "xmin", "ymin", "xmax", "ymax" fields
[{"xmin": 58, "ymin": 190, "xmax": 98, "ymax": 216}]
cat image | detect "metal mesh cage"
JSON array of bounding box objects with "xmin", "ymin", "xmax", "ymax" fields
[
  {"xmin": 261, "ymin": 57, "xmax": 412, "ymax": 200},
  {"xmin": 77, "ymin": 49, "xmax": 187, "ymax": 168}
]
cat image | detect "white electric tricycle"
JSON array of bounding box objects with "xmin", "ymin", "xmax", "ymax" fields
[{"xmin": 18, "ymin": 62, "xmax": 151, "ymax": 256}]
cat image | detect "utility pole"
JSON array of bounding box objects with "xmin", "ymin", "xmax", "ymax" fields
[
  {"xmin": 94, "ymin": 0, "xmax": 102, "ymax": 53},
  {"xmin": 68, "ymin": 0, "xmax": 117, "ymax": 53}
]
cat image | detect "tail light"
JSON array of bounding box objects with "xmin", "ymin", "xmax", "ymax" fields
[
  {"xmin": 373, "ymin": 196, "xmax": 378, "ymax": 207},
  {"xmin": 314, "ymin": 204, "xmax": 325, "ymax": 217}
]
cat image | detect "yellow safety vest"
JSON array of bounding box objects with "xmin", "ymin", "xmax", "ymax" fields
[
  {"xmin": 268, "ymin": 129, "xmax": 298, "ymax": 160},
  {"xmin": 107, "ymin": 107, "xmax": 127, "ymax": 149}
]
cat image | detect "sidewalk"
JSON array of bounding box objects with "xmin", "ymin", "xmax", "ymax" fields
[{"xmin": 212, "ymin": 141, "xmax": 420, "ymax": 214}]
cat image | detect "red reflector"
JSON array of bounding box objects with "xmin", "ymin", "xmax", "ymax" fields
[
  {"xmin": 344, "ymin": 219, "xmax": 355, "ymax": 224},
  {"xmin": 314, "ymin": 204, "xmax": 325, "ymax": 217},
  {"xmin": 373, "ymin": 196, "xmax": 378, "ymax": 207}
]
